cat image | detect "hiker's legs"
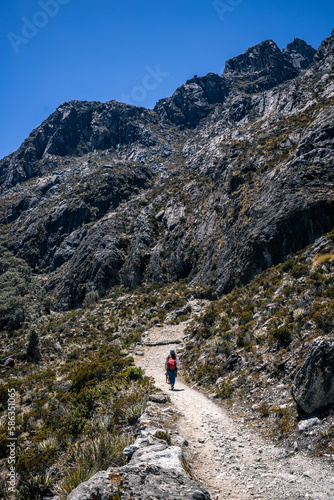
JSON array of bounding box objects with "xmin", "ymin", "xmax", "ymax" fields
[{"xmin": 168, "ymin": 370, "xmax": 176, "ymax": 389}]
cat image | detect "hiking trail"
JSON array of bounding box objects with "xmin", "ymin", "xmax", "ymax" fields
[{"xmin": 135, "ymin": 319, "xmax": 334, "ymax": 500}]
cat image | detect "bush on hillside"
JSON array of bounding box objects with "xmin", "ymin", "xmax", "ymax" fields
[
  {"xmin": 271, "ymin": 326, "xmax": 292, "ymax": 347},
  {"xmin": 0, "ymin": 242, "xmax": 32, "ymax": 331}
]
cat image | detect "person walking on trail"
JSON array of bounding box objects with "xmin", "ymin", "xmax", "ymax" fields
[{"xmin": 165, "ymin": 350, "xmax": 180, "ymax": 390}]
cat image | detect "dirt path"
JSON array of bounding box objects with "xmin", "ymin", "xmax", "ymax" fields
[{"xmin": 135, "ymin": 321, "xmax": 334, "ymax": 500}]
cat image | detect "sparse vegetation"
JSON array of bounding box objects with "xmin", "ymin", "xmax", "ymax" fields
[
  {"xmin": 0, "ymin": 279, "xmax": 213, "ymax": 497},
  {"xmin": 0, "ymin": 241, "xmax": 34, "ymax": 331},
  {"xmin": 154, "ymin": 430, "xmax": 172, "ymax": 445},
  {"xmin": 182, "ymin": 229, "xmax": 334, "ymax": 450}
]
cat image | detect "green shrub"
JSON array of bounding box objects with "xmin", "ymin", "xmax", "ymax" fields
[
  {"xmin": 0, "ymin": 431, "xmax": 9, "ymax": 459},
  {"xmin": 271, "ymin": 326, "xmax": 292, "ymax": 347},
  {"xmin": 55, "ymin": 462, "xmax": 93, "ymax": 500},
  {"xmin": 0, "ymin": 478, "xmax": 11, "ymax": 500},
  {"xmin": 244, "ymin": 340, "xmax": 254, "ymax": 352},
  {"xmin": 125, "ymin": 366, "xmax": 144, "ymax": 381},
  {"xmin": 0, "ymin": 294, "xmax": 25, "ymax": 331},
  {"xmin": 290, "ymin": 263, "xmax": 308, "ymax": 278},
  {"xmin": 154, "ymin": 430, "xmax": 171, "ymax": 444},
  {"xmin": 63, "ymin": 405, "xmax": 91, "ymax": 438},
  {"xmin": 316, "ymin": 423, "xmax": 334, "ymax": 456},
  {"xmin": 0, "ymin": 385, "xmax": 10, "ymax": 410},
  {"xmin": 202, "ymin": 307, "xmax": 218, "ymax": 326},
  {"xmin": 0, "ymin": 243, "xmax": 32, "ymax": 331},
  {"xmin": 125, "ymin": 402, "xmax": 145, "ymax": 425},
  {"xmin": 258, "ymin": 402, "xmax": 270, "ymax": 417},
  {"xmin": 312, "ymin": 306, "xmax": 334, "ymax": 333},
  {"xmin": 281, "ymin": 259, "xmax": 294, "ymax": 272},
  {"xmin": 56, "ymin": 431, "xmax": 130, "ymax": 499},
  {"xmin": 271, "ymin": 407, "xmax": 296, "ymax": 439},
  {"xmin": 216, "ymin": 380, "xmax": 234, "ymax": 399},
  {"xmin": 82, "ymin": 290, "xmax": 99, "ymax": 307},
  {"xmin": 195, "ymin": 365, "xmax": 206, "ymax": 381},
  {"xmin": 16, "ymin": 447, "xmax": 56, "ymax": 478},
  {"xmin": 197, "ymin": 326, "xmax": 212, "ymax": 339},
  {"xmin": 37, "ymin": 437, "xmax": 59, "ymax": 455},
  {"xmin": 70, "ymin": 355, "xmax": 126, "ymax": 391},
  {"xmin": 239, "ymin": 310, "xmax": 253, "ymax": 326},
  {"xmin": 16, "ymin": 472, "xmax": 55, "ymax": 500},
  {"xmin": 26, "ymin": 328, "xmax": 40, "ymax": 359},
  {"xmin": 236, "ymin": 330, "xmax": 248, "ymax": 348},
  {"xmin": 325, "ymin": 286, "xmax": 334, "ymax": 298}
]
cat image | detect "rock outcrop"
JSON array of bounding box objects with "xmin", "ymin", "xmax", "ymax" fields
[
  {"xmin": 67, "ymin": 398, "xmax": 211, "ymax": 500},
  {"xmin": 223, "ymin": 39, "xmax": 300, "ymax": 92},
  {"xmin": 314, "ymin": 27, "xmax": 334, "ymax": 70},
  {"xmin": 0, "ymin": 28, "xmax": 333, "ymax": 309},
  {"xmin": 67, "ymin": 465, "xmax": 211, "ymax": 500},
  {"xmin": 154, "ymin": 73, "xmax": 229, "ymax": 127},
  {"xmin": 291, "ymin": 337, "xmax": 334, "ymax": 416},
  {"xmin": 0, "ymin": 101, "xmax": 158, "ymax": 189},
  {"xmin": 282, "ymin": 38, "xmax": 316, "ymax": 69}
]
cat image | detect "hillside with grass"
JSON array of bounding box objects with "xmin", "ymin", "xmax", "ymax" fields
[
  {"xmin": 0, "ymin": 277, "xmax": 202, "ymax": 498},
  {"xmin": 182, "ymin": 230, "xmax": 334, "ymax": 455}
]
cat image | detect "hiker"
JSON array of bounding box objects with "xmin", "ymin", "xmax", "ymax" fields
[{"xmin": 165, "ymin": 350, "xmax": 180, "ymax": 390}]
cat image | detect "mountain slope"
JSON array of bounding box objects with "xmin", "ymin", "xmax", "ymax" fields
[
  {"xmin": 0, "ymin": 29, "xmax": 334, "ymax": 498},
  {"xmin": 0, "ymin": 29, "xmax": 333, "ymax": 311}
]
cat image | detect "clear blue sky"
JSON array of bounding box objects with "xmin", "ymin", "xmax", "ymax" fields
[{"xmin": 1, "ymin": 0, "xmax": 333, "ymax": 160}]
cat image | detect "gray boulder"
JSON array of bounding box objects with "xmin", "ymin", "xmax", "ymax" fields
[
  {"xmin": 291, "ymin": 337, "xmax": 334, "ymax": 416},
  {"xmin": 67, "ymin": 465, "xmax": 210, "ymax": 500},
  {"xmin": 298, "ymin": 417, "xmax": 320, "ymax": 432},
  {"xmin": 149, "ymin": 393, "xmax": 168, "ymax": 404},
  {"xmin": 162, "ymin": 199, "xmax": 185, "ymax": 231},
  {"xmin": 130, "ymin": 443, "xmax": 183, "ymax": 471},
  {"xmin": 67, "ymin": 405, "xmax": 211, "ymax": 499},
  {"xmin": 4, "ymin": 357, "xmax": 15, "ymax": 367}
]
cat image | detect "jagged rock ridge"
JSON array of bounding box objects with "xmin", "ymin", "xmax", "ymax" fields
[{"xmin": 0, "ymin": 28, "xmax": 333, "ymax": 308}]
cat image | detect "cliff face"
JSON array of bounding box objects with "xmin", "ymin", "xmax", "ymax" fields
[
  {"xmin": 0, "ymin": 29, "xmax": 333, "ymax": 309},
  {"xmin": 0, "ymin": 101, "xmax": 159, "ymax": 189}
]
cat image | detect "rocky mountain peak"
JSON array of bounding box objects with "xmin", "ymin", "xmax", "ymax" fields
[
  {"xmin": 223, "ymin": 38, "xmax": 310, "ymax": 92},
  {"xmin": 154, "ymin": 73, "xmax": 229, "ymax": 127},
  {"xmin": 0, "ymin": 100, "xmax": 157, "ymax": 189},
  {"xmin": 0, "ymin": 28, "xmax": 333, "ymax": 310},
  {"xmin": 0, "ymin": 33, "xmax": 320, "ymax": 187},
  {"xmin": 224, "ymin": 39, "xmax": 282, "ymax": 74},
  {"xmin": 154, "ymin": 36, "xmax": 317, "ymax": 128},
  {"xmin": 314, "ymin": 27, "xmax": 334, "ymax": 70},
  {"xmin": 282, "ymin": 38, "xmax": 316, "ymax": 69}
]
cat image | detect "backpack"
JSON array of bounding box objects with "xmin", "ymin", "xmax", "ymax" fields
[{"xmin": 167, "ymin": 358, "xmax": 177, "ymax": 371}]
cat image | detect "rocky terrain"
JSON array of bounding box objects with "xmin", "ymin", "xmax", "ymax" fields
[
  {"xmin": 0, "ymin": 29, "xmax": 333, "ymax": 312},
  {"xmin": 66, "ymin": 390, "xmax": 211, "ymax": 500},
  {"xmin": 0, "ymin": 26, "xmax": 333, "ymax": 500}
]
